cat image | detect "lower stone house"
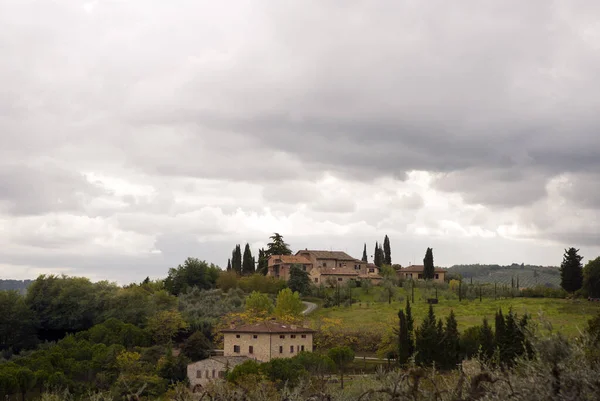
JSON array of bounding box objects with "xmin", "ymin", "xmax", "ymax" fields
[
  {"xmin": 396, "ymin": 265, "xmax": 446, "ymax": 282},
  {"xmin": 187, "ymin": 356, "xmax": 249, "ymax": 392}
]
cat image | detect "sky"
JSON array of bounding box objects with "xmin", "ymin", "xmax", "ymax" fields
[{"xmin": 1, "ymin": 0, "xmax": 599, "ymax": 284}]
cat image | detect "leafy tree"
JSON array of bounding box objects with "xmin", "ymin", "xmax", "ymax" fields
[
  {"xmin": 288, "ymin": 264, "xmax": 311, "ymax": 295},
  {"xmin": 583, "ymin": 257, "xmax": 600, "ymax": 298},
  {"xmin": 415, "ymin": 305, "xmax": 438, "ymax": 366},
  {"xmin": 182, "ymin": 331, "xmax": 212, "ymax": 362},
  {"xmin": 423, "ymin": 248, "xmax": 435, "ymax": 280},
  {"xmin": 362, "ymin": 244, "xmax": 368, "ymax": 263},
  {"xmin": 266, "ymin": 233, "xmax": 292, "ymax": 256},
  {"xmin": 261, "ymin": 358, "xmax": 306, "ymax": 388},
  {"xmin": 238, "ymin": 274, "xmax": 287, "ymax": 294},
  {"xmin": 231, "ymin": 245, "xmax": 242, "ymax": 275},
  {"xmin": 15, "ymin": 368, "xmax": 36, "ymax": 401},
  {"xmin": 274, "ymin": 289, "xmax": 304, "ymax": 322},
  {"xmin": 164, "ymin": 258, "xmax": 220, "ymax": 296},
  {"xmin": 227, "ymin": 360, "xmax": 263, "ymax": 383},
  {"xmin": 443, "ymin": 310, "xmax": 460, "ymax": 369},
  {"xmin": 147, "ymin": 311, "xmax": 189, "ymax": 345},
  {"xmin": 244, "ymin": 291, "xmax": 274, "ymax": 319},
  {"xmin": 560, "ymin": 247, "xmax": 583, "ymax": 293},
  {"xmin": 216, "ymin": 271, "xmax": 239, "ymax": 292},
  {"xmin": 0, "ymin": 291, "xmax": 38, "ymax": 352},
  {"xmin": 157, "ymin": 352, "xmax": 189, "ymax": 383},
  {"xmin": 383, "ymin": 235, "xmax": 392, "ymax": 265},
  {"xmin": 328, "ymin": 346, "xmax": 355, "ymax": 389},
  {"xmin": 382, "ymin": 278, "xmax": 396, "ymax": 305},
  {"xmin": 242, "ymin": 243, "xmax": 255, "ymax": 275}
]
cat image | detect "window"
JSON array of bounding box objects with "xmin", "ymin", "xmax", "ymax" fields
[
  {"xmin": 418, "ymin": 274, "xmax": 423, "ymax": 279},
  {"xmin": 236, "ymin": 334, "xmax": 240, "ymax": 338},
  {"xmin": 233, "ymin": 345, "xmax": 240, "ymax": 353},
  {"xmin": 249, "ymin": 346, "xmax": 254, "ymax": 354},
  {"xmin": 435, "ymin": 274, "xmax": 439, "ymax": 279},
  {"xmin": 205, "ymin": 370, "xmax": 209, "ymax": 378},
  {"xmin": 212, "ymin": 370, "xmax": 216, "ymax": 378},
  {"xmin": 314, "ymin": 278, "xmax": 319, "ymax": 283},
  {"xmin": 303, "ymin": 265, "xmax": 307, "ymax": 271},
  {"xmin": 301, "ymin": 334, "xmax": 306, "ymax": 339},
  {"xmin": 322, "ymin": 262, "xmax": 326, "ymax": 267},
  {"xmin": 290, "ymin": 345, "xmax": 294, "ymax": 353},
  {"xmin": 369, "ymin": 268, "xmax": 375, "ymax": 273},
  {"xmin": 196, "ymin": 370, "xmax": 202, "ymax": 378},
  {"xmin": 291, "ymin": 335, "xmax": 296, "ymax": 339},
  {"xmin": 301, "ymin": 345, "xmax": 305, "ymax": 351},
  {"xmin": 280, "ymin": 335, "xmax": 285, "ymax": 339},
  {"xmin": 337, "ymin": 277, "xmax": 343, "ymax": 281},
  {"xmin": 279, "ymin": 346, "xmax": 283, "ymax": 354},
  {"xmin": 218, "ymin": 371, "xmax": 225, "ymax": 379},
  {"xmin": 253, "ymin": 335, "xmax": 258, "ymax": 339}
]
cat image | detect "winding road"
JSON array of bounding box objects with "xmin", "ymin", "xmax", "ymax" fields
[{"xmin": 302, "ymin": 301, "xmax": 318, "ymax": 315}]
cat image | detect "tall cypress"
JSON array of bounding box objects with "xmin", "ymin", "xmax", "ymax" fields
[
  {"xmin": 257, "ymin": 248, "xmax": 269, "ymax": 275},
  {"xmin": 405, "ymin": 298, "xmax": 414, "ymax": 357},
  {"xmin": 415, "ymin": 305, "xmax": 438, "ymax": 366},
  {"xmin": 362, "ymin": 244, "xmax": 368, "ymax": 263},
  {"xmin": 398, "ymin": 310, "xmax": 410, "ymax": 365},
  {"xmin": 480, "ymin": 317, "xmax": 494, "ymax": 359},
  {"xmin": 378, "ymin": 244, "xmax": 385, "ymax": 267},
  {"xmin": 423, "ymin": 247, "xmax": 435, "ymax": 280},
  {"xmin": 242, "ymin": 243, "xmax": 254, "ymax": 275},
  {"xmin": 374, "ymin": 242, "xmax": 381, "ymax": 267},
  {"xmin": 231, "ymin": 244, "xmax": 242, "ymax": 275},
  {"xmin": 227, "ymin": 258, "xmax": 231, "ymax": 271},
  {"xmin": 443, "ymin": 310, "xmax": 460, "ymax": 369},
  {"xmin": 560, "ymin": 247, "xmax": 584, "ymax": 293},
  {"xmin": 383, "ymin": 235, "xmax": 392, "ymax": 265}
]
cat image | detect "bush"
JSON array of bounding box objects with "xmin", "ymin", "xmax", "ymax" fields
[
  {"xmin": 519, "ymin": 285, "xmax": 567, "ymax": 298},
  {"xmin": 238, "ymin": 275, "xmax": 287, "ymax": 294}
]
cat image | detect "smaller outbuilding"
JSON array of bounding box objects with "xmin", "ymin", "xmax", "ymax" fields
[{"xmin": 187, "ymin": 356, "xmax": 249, "ymax": 392}]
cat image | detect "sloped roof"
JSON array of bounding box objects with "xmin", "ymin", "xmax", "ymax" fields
[
  {"xmin": 358, "ymin": 274, "xmax": 383, "ymax": 279},
  {"xmin": 221, "ymin": 321, "xmax": 316, "ymax": 334},
  {"xmin": 188, "ymin": 356, "xmax": 249, "ymax": 367},
  {"xmin": 398, "ymin": 265, "xmax": 446, "ymax": 273},
  {"xmin": 297, "ymin": 250, "xmax": 358, "ymax": 261},
  {"xmin": 269, "ymin": 255, "xmax": 312, "ymax": 264}
]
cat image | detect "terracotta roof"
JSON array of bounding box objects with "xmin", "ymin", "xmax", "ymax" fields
[
  {"xmin": 397, "ymin": 265, "xmax": 446, "ymax": 273},
  {"xmin": 367, "ymin": 263, "xmax": 379, "ymax": 269},
  {"xmin": 188, "ymin": 356, "xmax": 250, "ymax": 366},
  {"xmin": 319, "ymin": 267, "xmax": 359, "ymax": 276},
  {"xmin": 221, "ymin": 321, "xmax": 316, "ymax": 334},
  {"xmin": 358, "ymin": 274, "xmax": 383, "ymax": 279},
  {"xmin": 269, "ymin": 255, "xmax": 312, "ymax": 264},
  {"xmin": 297, "ymin": 250, "xmax": 358, "ymax": 261}
]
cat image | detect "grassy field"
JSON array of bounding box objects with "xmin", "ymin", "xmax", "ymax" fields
[{"xmin": 308, "ymin": 287, "xmax": 600, "ymax": 337}]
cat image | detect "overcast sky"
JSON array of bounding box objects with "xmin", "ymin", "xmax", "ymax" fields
[{"xmin": 1, "ymin": 0, "xmax": 599, "ymax": 284}]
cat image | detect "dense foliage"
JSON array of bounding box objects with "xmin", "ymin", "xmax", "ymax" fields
[{"xmin": 560, "ymin": 247, "xmax": 583, "ymax": 293}]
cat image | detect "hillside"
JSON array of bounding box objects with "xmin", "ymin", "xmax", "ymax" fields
[
  {"xmin": 447, "ymin": 264, "xmax": 560, "ymax": 288},
  {"xmin": 0, "ymin": 279, "xmax": 33, "ymax": 294}
]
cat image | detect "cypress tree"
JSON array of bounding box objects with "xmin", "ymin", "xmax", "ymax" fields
[
  {"xmin": 560, "ymin": 247, "xmax": 584, "ymax": 293},
  {"xmin": 227, "ymin": 258, "xmax": 232, "ymax": 271},
  {"xmin": 362, "ymin": 244, "xmax": 368, "ymax": 263},
  {"xmin": 256, "ymin": 248, "xmax": 269, "ymax": 275},
  {"xmin": 494, "ymin": 308, "xmax": 506, "ymax": 359},
  {"xmin": 423, "ymin": 247, "xmax": 435, "ymax": 280},
  {"xmin": 480, "ymin": 317, "xmax": 495, "ymax": 359},
  {"xmin": 242, "ymin": 243, "xmax": 254, "ymax": 275},
  {"xmin": 443, "ymin": 310, "xmax": 460, "ymax": 369},
  {"xmin": 415, "ymin": 305, "xmax": 438, "ymax": 366},
  {"xmin": 374, "ymin": 242, "xmax": 381, "ymax": 267},
  {"xmin": 383, "ymin": 235, "xmax": 392, "ymax": 265},
  {"xmin": 231, "ymin": 244, "xmax": 242, "ymax": 275},
  {"xmin": 405, "ymin": 298, "xmax": 415, "ymax": 356},
  {"xmin": 398, "ymin": 310, "xmax": 410, "ymax": 365}
]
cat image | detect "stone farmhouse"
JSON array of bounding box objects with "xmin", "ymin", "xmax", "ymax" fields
[
  {"xmin": 187, "ymin": 321, "xmax": 316, "ymax": 390},
  {"xmin": 267, "ymin": 249, "xmax": 383, "ymax": 287},
  {"xmin": 396, "ymin": 265, "xmax": 446, "ymax": 283}
]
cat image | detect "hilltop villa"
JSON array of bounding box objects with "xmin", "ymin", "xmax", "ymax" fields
[
  {"xmin": 187, "ymin": 321, "xmax": 315, "ymax": 391},
  {"xmin": 267, "ymin": 249, "xmax": 383, "ymax": 286}
]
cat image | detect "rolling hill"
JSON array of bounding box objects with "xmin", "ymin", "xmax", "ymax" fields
[{"xmin": 447, "ymin": 264, "xmax": 561, "ymax": 288}]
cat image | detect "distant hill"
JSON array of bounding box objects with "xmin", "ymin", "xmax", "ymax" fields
[
  {"xmin": 0, "ymin": 279, "xmax": 34, "ymax": 294},
  {"xmin": 447, "ymin": 264, "xmax": 561, "ymax": 288}
]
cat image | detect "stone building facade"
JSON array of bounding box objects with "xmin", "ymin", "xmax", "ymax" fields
[
  {"xmin": 221, "ymin": 321, "xmax": 316, "ymax": 362},
  {"xmin": 267, "ymin": 255, "xmax": 313, "ymax": 280},
  {"xmin": 396, "ymin": 265, "xmax": 446, "ymax": 283},
  {"xmin": 187, "ymin": 356, "xmax": 249, "ymax": 391}
]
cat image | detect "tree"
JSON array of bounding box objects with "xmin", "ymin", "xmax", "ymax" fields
[
  {"xmin": 328, "ymin": 346, "xmax": 355, "ymax": 389},
  {"xmin": 15, "ymin": 368, "xmax": 36, "ymax": 401},
  {"xmin": 423, "ymin": 248, "xmax": 435, "ymax": 280},
  {"xmin": 216, "ymin": 271, "xmax": 239, "ymax": 292},
  {"xmin": 266, "ymin": 233, "xmax": 292, "ymax": 256},
  {"xmin": 227, "ymin": 259, "xmax": 232, "ymax": 271},
  {"xmin": 244, "ymin": 291, "xmax": 274, "ymax": 319},
  {"xmin": 147, "ymin": 310, "xmax": 189, "ymax": 345},
  {"xmin": 231, "ymin": 245, "xmax": 242, "ymax": 275},
  {"xmin": 288, "ymin": 264, "xmax": 311, "ymax": 295},
  {"xmin": 164, "ymin": 258, "xmax": 220, "ymax": 295},
  {"xmin": 443, "ymin": 310, "xmax": 460, "ymax": 369},
  {"xmin": 583, "ymin": 257, "xmax": 600, "ymax": 298},
  {"xmin": 383, "ymin": 235, "xmax": 392, "ymax": 265},
  {"xmin": 480, "ymin": 317, "xmax": 495, "ymax": 359},
  {"xmin": 182, "ymin": 331, "xmax": 212, "ymax": 362},
  {"xmin": 560, "ymin": 247, "xmax": 583, "ymax": 293},
  {"xmin": 405, "ymin": 298, "xmax": 415, "ymax": 357},
  {"xmin": 362, "ymin": 244, "xmax": 368, "ymax": 263},
  {"xmin": 374, "ymin": 242, "xmax": 384, "ymax": 267},
  {"xmin": 415, "ymin": 305, "xmax": 438, "ymax": 366},
  {"xmin": 242, "ymin": 243, "xmax": 255, "ymax": 275},
  {"xmin": 398, "ymin": 310, "xmax": 410, "ymax": 365},
  {"xmin": 274, "ymin": 289, "xmax": 304, "ymax": 322},
  {"xmin": 257, "ymin": 248, "xmax": 269, "ymax": 275},
  {"xmin": 0, "ymin": 291, "xmax": 38, "ymax": 352}
]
